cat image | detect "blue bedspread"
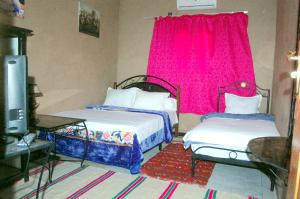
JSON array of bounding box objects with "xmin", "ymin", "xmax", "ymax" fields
[
  {"xmin": 201, "ymin": 113, "xmax": 275, "ymax": 122},
  {"xmin": 39, "ymin": 105, "xmax": 173, "ymax": 174}
]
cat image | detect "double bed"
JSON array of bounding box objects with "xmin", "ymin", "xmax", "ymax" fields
[
  {"xmin": 183, "ymin": 81, "xmax": 281, "ymax": 190},
  {"xmin": 39, "ymin": 75, "xmax": 179, "ymax": 174}
]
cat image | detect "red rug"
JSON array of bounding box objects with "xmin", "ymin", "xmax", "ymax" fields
[{"xmin": 141, "ymin": 143, "xmax": 215, "ymax": 186}]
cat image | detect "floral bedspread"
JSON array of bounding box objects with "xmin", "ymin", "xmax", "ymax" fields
[
  {"xmin": 39, "ymin": 105, "xmax": 173, "ymax": 174},
  {"xmin": 55, "ymin": 127, "xmax": 135, "ymax": 145}
]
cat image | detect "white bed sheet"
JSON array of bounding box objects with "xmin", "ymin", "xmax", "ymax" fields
[
  {"xmin": 183, "ymin": 117, "xmax": 280, "ymax": 160},
  {"xmin": 54, "ymin": 109, "xmax": 178, "ymax": 143}
]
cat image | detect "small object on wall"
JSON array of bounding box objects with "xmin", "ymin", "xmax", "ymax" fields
[
  {"xmin": 0, "ymin": 0, "xmax": 25, "ymax": 17},
  {"xmin": 177, "ymin": 0, "xmax": 217, "ymax": 11},
  {"xmin": 78, "ymin": 1, "xmax": 100, "ymax": 38}
]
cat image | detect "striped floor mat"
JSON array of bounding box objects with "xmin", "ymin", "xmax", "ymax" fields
[{"xmin": 0, "ymin": 162, "xmax": 259, "ymax": 199}]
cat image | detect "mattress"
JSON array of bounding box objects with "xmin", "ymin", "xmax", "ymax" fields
[
  {"xmin": 54, "ymin": 108, "xmax": 178, "ymax": 143},
  {"xmin": 183, "ymin": 114, "xmax": 280, "ymax": 161}
]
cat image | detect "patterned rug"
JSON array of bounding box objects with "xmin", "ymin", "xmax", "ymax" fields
[
  {"xmin": 0, "ymin": 162, "xmax": 257, "ymax": 199},
  {"xmin": 141, "ymin": 143, "xmax": 215, "ymax": 186}
]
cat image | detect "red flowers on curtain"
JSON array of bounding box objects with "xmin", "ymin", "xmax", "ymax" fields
[{"xmin": 147, "ymin": 12, "xmax": 256, "ymax": 114}]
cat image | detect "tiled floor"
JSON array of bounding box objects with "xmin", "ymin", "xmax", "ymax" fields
[
  {"xmin": 207, "ymin": 164, "xmax": 277, "ymax": 199},
  {"xmin": 171, "ymin": 137, "xmax": 279, "ymax": 198}
]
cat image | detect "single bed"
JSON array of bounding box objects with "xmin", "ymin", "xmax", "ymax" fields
[
  {"xmin": 39, "ymin": 75, "xmax": 180, "ymax": 174},
  {"xmin": 183, "ymin": 81, "xmax": 280, "ymax": 190}
]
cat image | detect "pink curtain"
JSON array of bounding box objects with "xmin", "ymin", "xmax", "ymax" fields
[{"xmin": 147, "ymin": 12, "xmax": 256, "ymax": 114}]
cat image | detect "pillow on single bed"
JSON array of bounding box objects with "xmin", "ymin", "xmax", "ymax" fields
[
  {"xmin": 133, "ymin": 90, "xmax": 170, "ymax": 111},
  {"xmin": 103, "ymin": 87, "xmax": 139, "ymax": 107},
  {"xmin": 225, "ymin": 93, "xmax": 262, "ymax": 114},
  {"xmin": 163, "ymin": 98, "xmax": 177, "ymax": 111}
]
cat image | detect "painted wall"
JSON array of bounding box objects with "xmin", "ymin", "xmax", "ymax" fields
[
  {"xmin": 117, "ymin": 0, "xmax": 277, "ymax": 132},
  {"xmin": 271, "ymin": 0, "xmax": 299, "ymax": 138},
  {"xmin": 272, "ymin": 0, "xmax": 299, "ymax": 196},
  {"xmin": 0, "ymin": 0, "xmax": 120, "ymax": 114}
]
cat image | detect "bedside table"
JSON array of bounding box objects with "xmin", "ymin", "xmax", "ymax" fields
[
  {"xmin": 34, "ymin": 114, "xmax": 89, "ymax": 168},
  {"xmin": 247, "ymin": 136, "xmax": 289, "ymax": 191},
  {"xmin": 248, "ymin": 136, "xmax": 289, "ymax": 172}
]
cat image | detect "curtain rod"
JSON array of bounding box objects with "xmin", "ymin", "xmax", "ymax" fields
[{"xmin": 143, "ymin": 11, "xmax": 248, "ymax": 20}]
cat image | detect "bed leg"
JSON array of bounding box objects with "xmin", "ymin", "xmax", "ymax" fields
[
  {"xmin": 159, "ymin": 143, "xmax": 162, "ymax": 151},
  {"xmin": 192, "ymin": 157, "xmax": 195, "ymax": 177},
  {"xmin": 174, "ymin": 124, "xmax": 179, "ymax": 137},
  {"xmin": 270, "ymin": 181, "xmax": 275, "ymax": 191},
  {"xmin": 270, "ymin": 176, "xmax": 275, "ymax": 191}
]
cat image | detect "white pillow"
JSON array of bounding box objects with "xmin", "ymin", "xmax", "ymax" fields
[
  {"xmin": 163, "ymin": 98, "xmax": 177, "ymax": 111},
  {"xmin": 225, "ymin": 93, "xmax": 262, "ymax": 114},
  {"xmin": 133, "ymin": 90, "xmax": 170, "ymax": 111},
  {"xmin": 103, "ymin": 87, "xmax": 139, "ymax": 107}
]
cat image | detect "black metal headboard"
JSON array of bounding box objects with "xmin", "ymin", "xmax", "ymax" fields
[
  {"xmin": 114, "ymin": 75, "xmax": 180, "ymax": 136},
  {"xmin": 115, "ymin": 75, "xmax": 178, "ymax": 98},
  {"xmin": 217, "ymin": 81, "xmax": 270, "ymax": 113}
]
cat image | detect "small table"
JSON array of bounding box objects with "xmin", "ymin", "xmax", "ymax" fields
[
  {"xmin": 34, "ymin": 114, "xmax": 89, "ymax": 167},
  {"xmin": 247, "ymin": 136, "xmax": 289, "ymax": 190},
  {"xmin": 0, "ymin": 139, "xmax": 53, "ymax": 199},
  {"xmin": 248, "ymin": 136, "xmax": 289, "ymax": 172}
]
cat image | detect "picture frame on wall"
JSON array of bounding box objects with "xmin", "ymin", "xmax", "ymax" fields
[
  {"xmin": 0, "ymin": 0, "xmax": 25, "ymax": 17},
  {"xmin": 78, "ymin": 1, "xmax": 100, "ymax": 38}
]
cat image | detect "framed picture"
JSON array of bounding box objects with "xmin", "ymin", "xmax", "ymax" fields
[
  {"xmin": 0, "ymin": 0, "xmax": 25, "ymax": 17},
  {"xmin": 78, "ymin": 1, "xmax": 100, "ymax": 38}
]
